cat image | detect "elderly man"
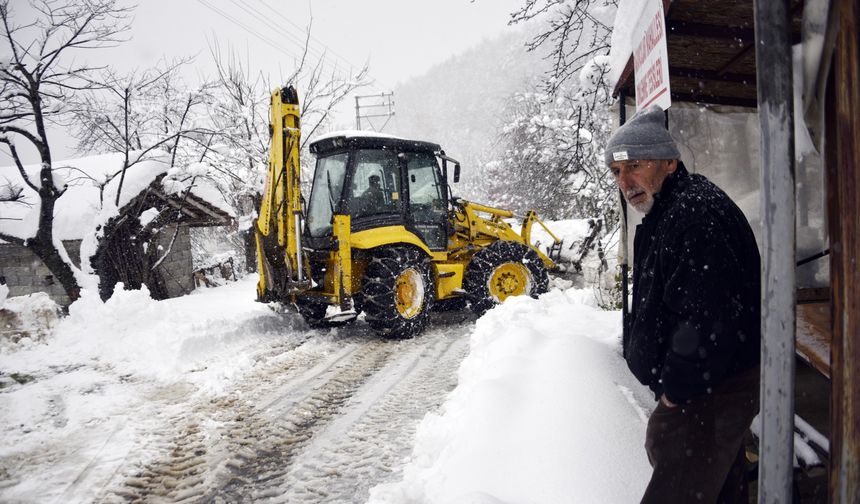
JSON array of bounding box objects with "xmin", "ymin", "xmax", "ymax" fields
[{"xmin": 607, "ymin": 105, "xmax": 761, "ymax": 503}]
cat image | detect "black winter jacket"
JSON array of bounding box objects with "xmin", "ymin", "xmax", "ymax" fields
[{"xmin": 624, "ymin": 163, "xmax": 761, "ymax": 403}]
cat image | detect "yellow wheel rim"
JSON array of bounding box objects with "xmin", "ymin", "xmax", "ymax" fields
[
  {"xmin": 488, "ymin": 262, "xmax": 530, "ymax": 302},
  {"xmin": 395, "ymin": 268, "xmax": 425, "ymax": 319}
]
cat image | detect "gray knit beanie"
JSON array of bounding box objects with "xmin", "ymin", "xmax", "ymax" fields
[{"xmin": 604, "ymin": 105, "xmax": 681, "ymax": 165}]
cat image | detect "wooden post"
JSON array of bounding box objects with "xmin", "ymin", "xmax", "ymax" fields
[
  {"xmin": 618, "ymin": 90, "xmax": 629, "ymax": 337},
  {"xmin": 753, "ymin": 0, "xmax": 796, "ymax": 502},
  {"xmin": 830, "ymin": 0, "xmax": 860, "ymax": 500}
]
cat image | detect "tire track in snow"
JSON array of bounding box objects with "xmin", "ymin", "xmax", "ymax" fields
[
  {"xmin": 97, "ymin": 333, "xmax": 330, "ymax": 503},
  {"xmin": 278, "ymin": 326, "xmax": 470, "ymax": 503},
  {"xmin": 207, "ymin": 339, "xmax": 396, "ymax": 502},
  {"xmin": 100, "ymin": 312, "xmax": 474, "ymax": 503},
  {"xmin": 101, "ymin": 333, "xmax": 395, "ymax": 502}
]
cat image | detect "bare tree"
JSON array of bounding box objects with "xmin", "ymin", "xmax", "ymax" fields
[
  {"xmin": 205, "ymin": 34, "xmax": 369, "ymax": 196},
  {"xmin": 490, "ymin": 1, "xmax": 620, "ymax": 221},
  {"xmin": 70, "ymin": 60, "xmax": 217, "ymax": 300},
  {"xmin": 204, "ymin": 34, "xmax": 369, "ymax": 272},
  {"xmin": 0, "ymin": 0, "xmax": 132, "ymax": 302},
  {"xmin": 0, "ymin": 177, "xmax": 26, "ymax": 204},
  {"xmin": 484, "ymin": 65, "xmax": 615, "ymax": 221},
  {"xmin": 507, "ymin": 0, "xmax": 622, "ymax": 305},
  {"xmin": 72, "ymin": 58, "xmax": 212, "ymax": 206},
  {"xmin": 509, "ymin": 0, "xmax": 616, "ymax": 93}
]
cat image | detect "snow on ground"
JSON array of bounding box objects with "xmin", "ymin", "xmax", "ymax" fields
[
  {"xmin": 0, "ymin": 277, "xmax": 297, "ymax": 501},
  {"xmin": 368, "ymin": 289, "xmax": 653, "ymax": 504},
  {"xmin": 1, "ymin": 230, "xmax": 655, "ymax": 502},
  {"xmin": 0, "ymin": 283, "xmax": 8, "ymax": 308}
]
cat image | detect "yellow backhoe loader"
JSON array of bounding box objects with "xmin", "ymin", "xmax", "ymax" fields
[{"xmin": 255, "ymin": 86, "xmax": 561, "ymax": 338}]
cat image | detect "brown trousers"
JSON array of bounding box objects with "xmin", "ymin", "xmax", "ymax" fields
[{"xmin": 642, "ymin": 366, "xmax": 760, "ymax": 504}]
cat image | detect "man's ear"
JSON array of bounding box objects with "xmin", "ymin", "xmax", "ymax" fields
[{"xmin": 666, "ymin": 159, "xmax": 679, "ymax": 173}]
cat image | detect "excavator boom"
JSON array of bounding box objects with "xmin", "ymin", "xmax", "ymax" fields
[{"xmin": 256, "ymin": 86, "xmax": 306, "ymax": 299}]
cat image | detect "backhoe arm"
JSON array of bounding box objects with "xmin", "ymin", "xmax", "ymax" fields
[{"xmin": 256, "ymin": 86, "xmax": 306, "ymax": 299}]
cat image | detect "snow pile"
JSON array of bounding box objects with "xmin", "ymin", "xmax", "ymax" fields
[
  {"xmin": 0, "ymin": 292, "xmax": 62, "ymax": 351},
  {"xmin": 0, "ymin": 277, "xmax": 305, "ymax": 501},
  {"xmin": 51, "ymin": 278, "xmax": 284, "ymax": 389},
  {"xmin": 0, "ymin": 277, "xmax": 291, "ymax": 393},
  {"xmin": 368, "ymin": 289, "xmax": 652, "ymax": 504}
]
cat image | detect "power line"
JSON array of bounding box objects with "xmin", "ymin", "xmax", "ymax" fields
[
  {"xmin": 196, "ymin": 0, "xmax": 394, "ymax": 111},
  {"xmin": 230, "ymin": 0, "xmax": 334, "ymax": 67},
  {"xmin": 251, "ymin": 0, "xmax": 393, "ymax": 91},
  {"xmin": 195, "ymin": 0, "xmax": 306, "ymax": 64},
  {"xmin": 198, "ymin": 0, "xmax": 378, "ymax": 92},
  {"xmin": 252, "ymin": 0, "xmax": 364, "ymax": 73}
]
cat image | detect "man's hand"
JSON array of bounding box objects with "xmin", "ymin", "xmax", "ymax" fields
[{"xmin": 660, "ymin": 394, "xmax": 678, "ymax": 408}]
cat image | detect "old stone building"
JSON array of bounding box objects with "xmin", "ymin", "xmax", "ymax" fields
[{"xmin": 0, "ymin": 152, "xmax": 234, "ymax": 307}]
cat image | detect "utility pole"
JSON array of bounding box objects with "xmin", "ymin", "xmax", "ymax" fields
[{"xmin": 354, "ymin": 92, "xmax": 395, "ymax": 132}]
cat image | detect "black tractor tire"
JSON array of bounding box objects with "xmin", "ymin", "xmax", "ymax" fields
[
  {"xmin": 463, "ymin": 240, "xmax": 549, "ymax": 316},
  {"xmin": 295, "ymin": 297, "xmax": 358, "ymax": 329},
  {"xmin": 359, "ymin": 247, "xmax": 434, "ymax": 339},
  {"xmin": 294, "ymin": 298, "xmax": 330, "ymax": 328}
]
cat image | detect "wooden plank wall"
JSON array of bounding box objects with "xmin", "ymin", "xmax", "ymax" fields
[{"xmin": 829, "ymin": 0, "xmax": 860, "ymax": 500}]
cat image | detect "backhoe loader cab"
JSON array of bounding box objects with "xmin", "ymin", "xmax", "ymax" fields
[
  {"xmin": 306, "ymin": 134, "xmax": 451, "ymax": 251},
  {"xmin": 256, "ymin": 86, "xmax": 561, "ymax": 339}
]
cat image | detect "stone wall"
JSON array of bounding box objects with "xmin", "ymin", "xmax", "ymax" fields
[
  {"xmin": 0, "ymin": 226, "xmax": 196, "ymax": 306},
  {"xmin": 152, "ymin": 224, "xmax": 195, "ymax": 299},
  {"xmin": 0, "ymin": 240, "xmax": 80, "ymax": 307}
]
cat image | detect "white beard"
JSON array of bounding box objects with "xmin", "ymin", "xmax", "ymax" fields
[
  {"xmin": 631, "ymin": 198, "xmax": 654, "ymax": 214},
  {"xmin": 625, "ymin": 189, "xmax": 654, "ymax": 214}
]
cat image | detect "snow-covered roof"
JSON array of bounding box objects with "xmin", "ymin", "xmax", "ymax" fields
[
  {"xmin": 610, "ymin": 0, "xmax": 807, "ymax": 108},
  {"xmin": 309, "ymin": 130, "xmax": 442, "ymax": 156},
  {"xmin": 0, "ymin": 152, "xmax": 234, "ymax": 242},
  {"xmin": 314, "ymin": 130, "xmax": 405, "ymax": 142},
  {"xmin": 608, "ymin": 0, "xmax": 647, "ymax": 90}
]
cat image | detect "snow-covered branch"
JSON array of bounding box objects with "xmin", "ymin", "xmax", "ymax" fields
[
  {"xmin": 510, "ymin": 0, "xmax": 616, "ymax": 93},
  {"xmin": 0, "ymin": 0, "xmax": 134, "ymax": 303}
]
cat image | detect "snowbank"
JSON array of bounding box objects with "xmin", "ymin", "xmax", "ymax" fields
[
  {"xmin": 0, "ymin": 278, "xmax": 291, "ymax": 389},
  {"xmin": 368, "ymin": 289, "xmax": 653, "ymax": 504},
  {"xmin": 0, "ymin": 277, "xmax": 298, "ymax": 461},
  {"xmin": 0, "ymin": 292, "xmax": 61, "ymax": 351}
]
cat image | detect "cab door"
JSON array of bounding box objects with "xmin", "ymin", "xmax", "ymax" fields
[{"xmin": 404, "ymin": 152, "xmax": 448, "ymax": 250}]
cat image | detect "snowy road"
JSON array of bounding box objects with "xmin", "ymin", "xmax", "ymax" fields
[
  {"xmin": 106, "ymin": 321, "xmax": 472, "ymax": 503},
  {"xmin": 2, "ymin": 274, "xmax": 656, "ymax": 503},
  {"xmin": 0, "ymin": 280, "xmax": 475, "ymax": 503}
]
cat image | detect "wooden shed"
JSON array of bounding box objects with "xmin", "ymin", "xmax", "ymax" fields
[
  {"xmin": 611, "ymin": 0, "xmax": 858, "ymax": 501},
  {"xmin": 0, "ymin": 153, "xmax": 234, "ymax": 306}
]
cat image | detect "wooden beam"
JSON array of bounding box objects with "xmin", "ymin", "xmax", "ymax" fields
[
  {"xmin": 669, "ymin": 66, "xmax": 757, "ymax": 84},
  {"xmin": 149, "ymin": 189, "xmax": 201, "ymax": 219},
  {"xmin": 754, "ymin": 0, "xmax": 797, "ymax": 501},
  {"xmin": 830, "ymin": 0, "xmax": 860, "ymax": 500},
  {"xmin": 619, "ymin": 90, "xmax": 630, "ymax": 355},
  {"xmin": 669, "ymin": 92, "xmax": 758, "ymax": 108},
  {"xmin": 667, "ymin": 20, "xmax": 755, "ymax": 41}
]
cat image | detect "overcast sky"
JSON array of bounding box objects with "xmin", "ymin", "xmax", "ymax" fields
[
  {"xmin": 3, "ymin": 0, "xmax": 525, "ymax": 163},
  {"xmin": 118, "ymin": 0, "xmax": 525, "ymax": 88}
]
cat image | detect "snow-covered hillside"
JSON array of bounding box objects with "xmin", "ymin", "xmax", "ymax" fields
[{"xmin": 391, "ymin": 29, "xmax": 549, "ymax": 201}]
